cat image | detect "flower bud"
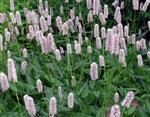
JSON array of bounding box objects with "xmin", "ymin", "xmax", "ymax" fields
[
  {"xmin": 147, "ymin": 51, "xmax": 150, "ymax": 59},
  {"xmin": 99, "ymin": 55, "xmax": 105, "ymax": 67},
  {"xmin": 67, "ymin": 43, "xmax": 72, "ymax": 54},
  {"xmin": 23, "ymin": 95, "xmax": 36, "ymax": 117},
  {"xmin": 10, "ymin": 0, "xmax": 14, "ymax": 11},
  {"xmin": 117, "ymin": 23, "xmax": 123, "ymax": 38},
  {"xmin": 16, "ymin": 11, "xmax": 22, "ymax": 26},
  {"xmin": 86, "ymin": 0, "xmax": 92, "ymax": 9},
  {"xmin": 140, "ymin": 38, "xmax": 147, "ymax": 50},
  {"xmin": 119, "ymin": 49, "xmax": 126, "ymax": 67},
  {"xmin": 124, "ymin": 25, "xmax": 129, "ymax": 37},
  {"xmin": 54, "ymin": 49, "xmax": 61, "ymax": 61},
  {"xmin": 93, "ymin": 0, "xmax": 101, "ymax": 15},
  {"xmin": 122, "ymin": 91, "xmax": 135, "ymax": 108},
  {"xmin": 87, "ymin": 10, "xmax": 93, "ymax": 23},
  {"xmin": 78, "ymin": 33, "xmax": 83, "ymax": 45},
  {"xmin": 47, "ymin": 15, "xmax": 52, "ymax": 26},
  {"xmin": 49, "ymin": 97, "xmax": 57, "ymax": 116},
  {"xmin": 101, "ymin": 27, "xmax": 106, "ymax": 39},
  {"xmin": 0, "ymin": 35, "xmax": 3, "ymax": 52},
  {"xmin": 111, "ymin": 34, "xmax": 120, "ymax": 55},
  {"xmin": 133, "ymin": 0, "xmax": 139, "ymax": 10},
  {"xmin": 120, "ymin": 38, "xmax": 127, "ymax": 54},
  {"xmin": 7, "ymin": 58, "xmax": 18, "ymax": 82},
  {"xmin": 58, "ymin": 86, "xmax": 63, "ymax": 100},
  {"xmin": 104, "ymin": 5, "xmax": 108, "ymax": 19},
  {"xmin": 99, "ymin": 12, "xmax": 106, "ymax": 25},
  {"xmin": 96, "ymin": 37, "xmax": 102, "ymax": 49},
  {"xmin": 137, "ymin": 55, "xmax": 143, "ymax": 67},
  {"xmin": 0, "ymin": 72, "xmax": 9, "ymax": 92},
  {"xmin": 87, "ymin": 46, "xmax": 92, "ymax": 54},
  {"xmin": 105, "ymin": 29, "xmax": 113, "ymax": 51},
  {"xmin": 94, "ymin": 24, "xmax": 99, "ymax": 38},
  {"xmin": 112, "ymin": 0, "xmax": 119, "ymax": 7},
  {"xmin": 70, "ymin": 9, "xmax": 75, "ymax": 21},
  {"xmin": 121, "ymin": 1, "xmax": 125, "ymax": 9},
  {"xmin": 15, "ymin": 27, "xmax": 20, "ymax": 36},
  {"xmin": 56, "ymin": 16, "xmax": 63, "ymax": 32},
  {"xmin": 68, "ymin": 92, "xmax": 74, "ymax": 109},
  {"xmin": 110, "ymin": 105, "xmax": 121, "ymax": 117},
  {"xmin": 114, "ymin": 7, "xmax": 121, "ymax": 23},
  {"xmin": 114, "ymin": 92, "xmax": 119, "ymax": 103},
  {"xmin": 75, "ymin": 42, "xmax": 81, "ymax": 54},
  {"xmin": 23, "ymin": 48, "xmax": 28, "ymax": 58},
  {"xmin": 140, "ymin": 2, "xmax": 144, "ymax": 10},
  {"xmin": 131, "ymin": 34, "xmax": 136, "ymax": 45},
  {"xmin": 136, "ymin": 41, "xmax": 141, "ymax": 51},
  {"xmin": 7, "ymin": 50, "xmax": 11, "ymax": 58},
  {"xmin": 90, "ymin": 62, "xmax": 98, "ymax": 80},
  {"xmin": 36, "ymin": 79, "xmax": 43, "ymax": 93},
  {"xmin": 142, "ymin": 0, "xmax": 150, "ymax": 12},
  {"xmin": 62, "ymin": 22, "xmax": 69, "ymax": 36},
  {"xmin": 40, "ymin": 16, "xmax": 48, "ymax": 32},
  {"xmin": 21, "ymin": 61, "xmax": 27, "ymax": 72},
  {"xmin": 9, "ymin": 12, "xmax": 16, "ymax": 24}
]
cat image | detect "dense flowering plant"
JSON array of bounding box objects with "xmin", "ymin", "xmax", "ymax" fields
[{"xmin": 0, "ymin": 0, "xmax": 150, "ymax": 116}]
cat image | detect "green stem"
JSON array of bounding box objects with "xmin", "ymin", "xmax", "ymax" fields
[
  {"xmin": 121, "ymin": 107, "xmax": 125, "ymax": 117},
  {"xmin": 14, "ymin": 84, "xmax": 23, "ymax": 117}
]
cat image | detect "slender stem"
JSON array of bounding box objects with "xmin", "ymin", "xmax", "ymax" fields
[
  {"xmin": 121, "ymin": 108, "xmax": 125, "ymax": 117},
  {"xmin": 14, "ymin": 84, "xmax": 23, "ymax": 117}
]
